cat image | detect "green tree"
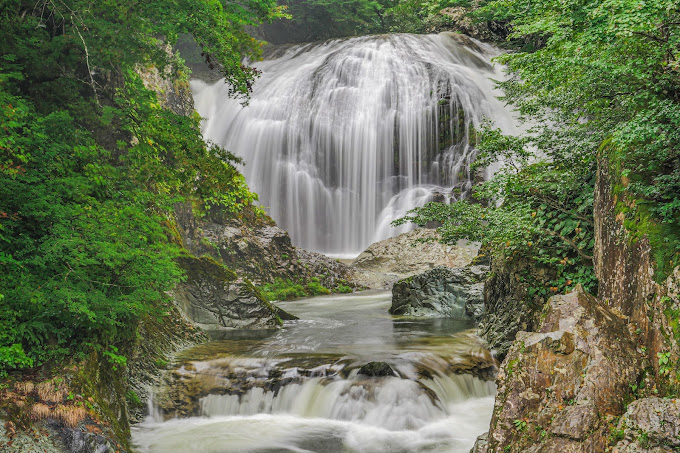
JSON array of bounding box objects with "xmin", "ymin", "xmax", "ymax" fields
[
  {"xmin": 0, "ymin": 0, "xmax": 282, "ymax": 375},
  {"xmin": 398, "ymin": 0, "xmax": 679, "ymax": 290}
]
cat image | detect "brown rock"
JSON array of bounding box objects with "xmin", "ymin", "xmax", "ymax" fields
[
  {"xmin": 614, "ymin": 397, "xmax": 680, "ymax": 452},
  {"xmin": 484, "ymin": 286, "xmax": 642, "ymax": 452}
]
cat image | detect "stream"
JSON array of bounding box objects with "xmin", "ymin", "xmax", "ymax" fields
[{"xmin": 131, "ymin": 292, "xmax": 496, "ymax": 452}]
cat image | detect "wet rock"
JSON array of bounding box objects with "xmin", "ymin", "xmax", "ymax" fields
[
  {"xmin": 470, "ymin": 431, "xmax": 489, "ymax": 453},
  {"xmin": 173, "ymin": 255, "xmax": 286, "ymax": 330},
  {"xmin": 358, "ymin": 362, "xmax": 397, "ymax": 377},
  {"xmin": 484, "ymin": 285, "xmax": 643, "ymax": 452},
  {"xmin": 390, "ymin": 265, "xmax": 488, "ymax": 319},
  {"xmin": 613, "ymin": 398, "xmax": 680, "ymax": 452}
]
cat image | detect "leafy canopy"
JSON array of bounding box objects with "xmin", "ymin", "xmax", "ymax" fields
[
  {"xmin": 0, "ymin": 0, "xmax": 282, "ymax": 375},
  {"xmin": 398, "ymin": 0, "xmax": 679, "ymax": 291}
]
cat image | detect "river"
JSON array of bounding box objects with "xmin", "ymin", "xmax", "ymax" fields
[{"xmin": 131, "ymin": 291, "xmax": 496, "ymax": 452}]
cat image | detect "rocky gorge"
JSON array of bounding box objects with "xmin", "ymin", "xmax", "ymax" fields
[{"xmin": 2, "ymin": 5, "xmax": 678, "ymax": 453}]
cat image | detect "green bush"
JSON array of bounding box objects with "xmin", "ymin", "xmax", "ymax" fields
[
  {"xmin": 306, "ymin": 281, "xmax": 330, "ymax": 296},
  {"xmin": 0, "ymin": 0, "xmax": 283, "ymax": 376}
]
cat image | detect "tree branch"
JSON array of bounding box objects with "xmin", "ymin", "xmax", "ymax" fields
[{"xmin": 543, "ymin": 229, "xmax": 594, "ymax": 261}]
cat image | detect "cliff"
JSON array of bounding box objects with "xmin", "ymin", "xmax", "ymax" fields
[{"xmin": 474, "ymin": 152, "xmax": 680, "ymax": 452}]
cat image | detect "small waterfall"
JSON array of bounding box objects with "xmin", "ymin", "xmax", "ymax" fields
[
  {"xmin": 198, "ymin": 372, "xmax": 494, "ymax": 430},
  {"xmin": 133, "ymin": 292, "xmax": 497, "ymax": 452},
  {"xmin": 192, "ymin": 33, "xmax": 516, "ymax": 256}
]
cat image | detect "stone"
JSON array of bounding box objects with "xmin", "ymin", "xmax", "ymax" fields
[
  {"xmin": 549, "ymin": 403, "xmax": 600, "ymax": 440},
  {"xmin": 477, "ymin": 255, "xmax": 549, "ymax": 360},
  {"xmin": 173, "ymin": 256, "xmax": 286, "ymax": 330},
  {"xmin": 614, "ymin": 397, "xmax": 680, "ymax": 452},
  {"xmin": 357, "ymin": 362, "xmax": 396, "ymax": 377},
  {"xmin": 470, "ymin": 431, "xmax": 489, "ymax": 453},
  {"xmin": 390, "ymin": 265, "xmax": 489, "ymax": 319},
  {"xmin": 594, "ymin": 155, "xmax": 680, "ymax": 379},
  {"xmin": 353, "ymin": 229, "xmax": 479, "ymax": 274},
  {"xmin": 174, "ymin": 202, "xmax": 355, "ymax": 290},
  {"xmin": 484, "ymin": 285, "xmax": 643, "ymax": 452}
]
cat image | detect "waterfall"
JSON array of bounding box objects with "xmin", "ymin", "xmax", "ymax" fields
[{"xmin": 192, "ymin": 32, "xmax": 516, "ymax": 256}]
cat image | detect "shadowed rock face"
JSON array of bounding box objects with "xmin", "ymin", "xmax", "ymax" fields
[
  {"xmin": 390, "ymin": 265, "xmax": 488, "ymax": 320},
  {"xmin": 174, "ymin": 202, "xmax": 355, "ymax": 290},
  {"xmin": 613, "ymin": 397, "xmax": 680, "ymax": 452},
  {"xmin": 477, "ymin": 286, "xmax": 642, "ymax": 453},
  {"xmin": 173, "ymin": 256, "xmax": 283, "ymax": 330}
]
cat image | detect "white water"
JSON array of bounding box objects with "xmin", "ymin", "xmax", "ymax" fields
[
  {"xmin": 192, "ymin": 33, "xmax": 516, "ymax": 256},
  {"xmin": 132, "ymin": 292, "xmax": 496, "ymax": 453}
]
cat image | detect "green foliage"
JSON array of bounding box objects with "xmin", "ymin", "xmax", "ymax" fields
[
  {"xmin": 395, "ymin": 127, "xmax": 598, "ymax": 296},
  {"xmin": 479, "ymin": 0, "xmax": 680, "ymax": 276},
  {"xmin": 335, "ymin": 285, "xmax": 353, "ymax": 294},
  {"xmin": 398, "ymin": 0, "xmax": 679, "ymax": 290},
  {"xmin": 126, "ymin": 389, "xmax": 143, "ymax": 408},
  {"xmin": 306, "ymin": 280, "xmax": 331, "ymax": 296},
  {"xmin": 259, "ymin": 277, "xmax": 333, "ymax": 301},
  {"xmin": 269, "ymin": 0, "xmax": 481, "ymax": 42},
  {"xmin": 0, "ymin": 0, "xmax": 279, "ymax": 376},
  {"xmin": 260, "ymin": 279, "xmax": 308, "ymax": 301},
  {"xmin": 658, "ymin": 352, "xmax": 672, "ymax": 377},
  {"xmin": 513, "ymin": 419, "xmax": 528, "ymax": 432}
]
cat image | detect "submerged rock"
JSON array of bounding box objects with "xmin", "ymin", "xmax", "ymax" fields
[
  {"xmin": 613, "ymin": 398, "xmax": 680, "ymax": 452},
  {"xmin": 390, "ymin": 265, "xmax": 488, "ymax": 319},
  {"xmin": 482, "ymin": 285, "xmax": 643, "ymax": 452},
  {"xmin": 357, "ymin": 362, "xmax": 397, "ymax": 378}
]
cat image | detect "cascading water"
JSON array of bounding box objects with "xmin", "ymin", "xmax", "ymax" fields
[
  {"xmin": 132, "ymin": 292, "xmax": 498, "ymax": 453},
  {"xmin": 192, "ymin": 33, "xmax": 516, "ymax": 256}
]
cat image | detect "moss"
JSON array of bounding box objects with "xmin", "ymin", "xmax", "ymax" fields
[
  {"xmin": 71, "ymin": 351, "xmax": 131, "ymax": 450},
  {"xmin": 177, "ymin": 254, "xmax": 237, "ymax": 285},
  {"xmin": 608, "ymin": 150, "xmax": 680, "ymax": 283}
]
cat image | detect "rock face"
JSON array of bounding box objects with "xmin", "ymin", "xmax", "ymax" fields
[
  {"xmin": 480, "ymin": 286, "xmax": 642, "ymax": 453},
  {"xmin": 173, "ymin": 256, "xmax": 282, "ymax": 330},
  {"xmin": 477, "ymin": 256, "xmax": 548, "ymax": 360},
  {"xmin": 390, "ymin": 265, "xmax": 488, "ymax": 319},
  {"xmin": 174, "ymin": 203, "xmax": 355, "ymax": 290},
  {"xmin": 594, "ymin": 155, "xmax": 680, "ymax": 385},
  {"xmin": 613, "ymin": 397, "xmax": 680, "ymax": 452},
  {"xmin": 137, "ymin": 46, "xmax": 195, "ymax": 117}
]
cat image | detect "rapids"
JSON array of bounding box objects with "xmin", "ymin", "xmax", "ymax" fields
[
  {"xmin": 132, "ymin": 292, "xmax": 496, "ymax": 453},
  {"xmin": 191, "ymin": 33, "xmax": 516, "ymax": 257}
]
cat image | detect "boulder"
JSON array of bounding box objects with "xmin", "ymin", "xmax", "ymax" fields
[
  {"xmin": 613, "ymin": 398, "xmax": 680, "ymax": 452},
  {"xmin": 357, "ymin": 362, "xmax": 397, "ymax": 378},
  {"xmin": 477, "ymin": 255, "xmax": 552, "ymax": 360},
  {"xmin": 484, "ymin": 285, "xmax": 643, "ymax": 452},
  {"xmin": 173, "ymin": 255, "xmax": 289, "ymax": 330},
  {"xmin": 353, "ymin": 228, "xmax": 478, "ymax": 275},
  {"xmin": 390, "ymin": 265, "xmax": 488, "ymax": 319}
]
